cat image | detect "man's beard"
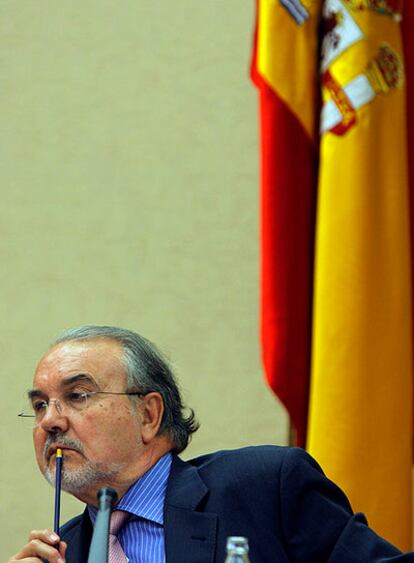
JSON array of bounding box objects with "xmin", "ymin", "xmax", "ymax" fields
[{"xmin": 43, "ymin": 432, "xmax": 123, "ymax": 496}]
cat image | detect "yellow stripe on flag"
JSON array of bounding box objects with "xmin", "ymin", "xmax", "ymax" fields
[{"xmin": 308, "ymin": 4, "xmax": 412, "ymax": 551}]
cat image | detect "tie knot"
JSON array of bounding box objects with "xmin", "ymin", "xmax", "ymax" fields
[{"xmin": 109, "ymin": 510, "xmax": 129, "ymax": 536}]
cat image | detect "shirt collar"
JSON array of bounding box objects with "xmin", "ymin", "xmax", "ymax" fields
[{"xmin": 88, "ymin": 452, "xmax": 172, "ymax": 526}]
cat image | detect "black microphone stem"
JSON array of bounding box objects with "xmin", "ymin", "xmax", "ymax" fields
[{"xmin": 87, "ymin": 487, "xmax": 118, "ymax": 563}]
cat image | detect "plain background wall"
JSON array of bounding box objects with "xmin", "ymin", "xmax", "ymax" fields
[{"xmin": 0, "ymin": 1, "xmax": 288, "ymax": 558}]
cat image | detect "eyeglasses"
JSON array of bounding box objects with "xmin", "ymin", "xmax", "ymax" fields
[{"xmin": 18, "ymin": 390, "xmax": 145, "ymax": 423}]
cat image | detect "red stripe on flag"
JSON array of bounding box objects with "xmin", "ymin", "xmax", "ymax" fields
[{"xmin": 254, "ymin": 70, "xmax": 318, "ymax": 446}]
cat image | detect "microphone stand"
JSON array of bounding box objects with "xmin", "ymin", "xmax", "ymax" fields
[{"xmin": 87, "ymin": 487, "xmax": 118, "ymax": 563}]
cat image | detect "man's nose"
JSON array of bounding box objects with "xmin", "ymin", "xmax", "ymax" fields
[{"xmin": 38, "ymin": 400, "xmax": 69, "ymax": 432}]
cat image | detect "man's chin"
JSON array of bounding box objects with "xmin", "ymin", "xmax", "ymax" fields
[
  {"xmin": 45, "ymin": 462, "xmax": 95, "ymax": 494},
  {"xmin": 44, "ymin": 460, "xmax": 122, "ymax": 497}
]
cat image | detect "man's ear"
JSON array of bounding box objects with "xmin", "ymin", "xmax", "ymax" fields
[{"xmin": 139, "ymin": 392, "xmax": 164, "ymax": 443}]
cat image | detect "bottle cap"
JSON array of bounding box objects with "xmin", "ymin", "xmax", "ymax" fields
[{"xmin": 226, "ymin": 536, "xmax": 249, "ymax": 554}]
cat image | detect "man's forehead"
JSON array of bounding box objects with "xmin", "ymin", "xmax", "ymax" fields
[{"xmin": 33, "ymin": 338, "xmax": 126, "ymax": 387}]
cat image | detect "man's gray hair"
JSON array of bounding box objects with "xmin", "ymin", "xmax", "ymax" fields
[{"xmin": 52, "ymin": 325, "xmax": 199, "ymax": 454}]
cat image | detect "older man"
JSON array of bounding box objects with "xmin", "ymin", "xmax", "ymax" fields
[{"xmin": 8, "ymin": 326, "xmax": 414, "ymax": 562}]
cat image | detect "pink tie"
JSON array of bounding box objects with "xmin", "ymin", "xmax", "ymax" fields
[{"xmin": 108, "ymin": 510, "xmax": 129, "ymax": 563}]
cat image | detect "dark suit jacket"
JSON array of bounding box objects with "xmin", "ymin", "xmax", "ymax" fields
[{"xmin": 60, "ymin": 446, "xmax": 414, "ymax": 562}]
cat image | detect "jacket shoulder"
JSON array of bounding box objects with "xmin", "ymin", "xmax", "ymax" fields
[{"xmin": 187, "ymin": 445, "xmax": 314, "ymax": 474}]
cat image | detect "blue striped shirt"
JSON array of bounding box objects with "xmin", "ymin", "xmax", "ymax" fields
[{"xmin": 88, "ymin": 453, "xmax": 172, "ymax": 562}]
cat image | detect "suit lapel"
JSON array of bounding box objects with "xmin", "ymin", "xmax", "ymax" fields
[
  {"xmin": 164, "ymin": 456, "xmax": 217, "ymax": 563},
  {"xmin": 64, "ymin": 509, "xmax": 93, "ymax": 563}
]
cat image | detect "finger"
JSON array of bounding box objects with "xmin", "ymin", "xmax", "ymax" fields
[
  {"xmin": 10, "ymin": 537, "xmax": 64, "ymax": 562},
  {"xmin": 8, "ymin": 559, "xmax": 42, "ymax": 562},
  {"xmin": 28, "ymin": 528, "xmax": 60, "ymax": 545},
  {"xmin": 59, "ymin": 540, "xmax": 68, "ymax": 558}
]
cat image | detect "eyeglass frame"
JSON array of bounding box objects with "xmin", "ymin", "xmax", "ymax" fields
[{"xmin": 18, "ymin": 390, "xmax": 146, "ymax": 420}]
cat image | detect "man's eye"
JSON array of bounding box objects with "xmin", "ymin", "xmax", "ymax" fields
[
  {"xmin": 67, "ymin": 391, "xmax": 88, "ymax": 403},
  {"xmin": 32, "ymin": 400, "xmax": 48, "ymax": 412}
]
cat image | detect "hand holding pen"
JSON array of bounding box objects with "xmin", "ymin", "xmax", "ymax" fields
[
  {"xmin": 7, "ymin": 530, "xmax": 67, "ymax": 563},
  {"xmin": 7, "ymin": 449, "xmax": 67, "ymax": 563}
]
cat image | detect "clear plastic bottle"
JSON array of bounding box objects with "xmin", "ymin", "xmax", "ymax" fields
[{"xmin": 224, "ymin": 536, "xmax": 251, "ymax": 563}]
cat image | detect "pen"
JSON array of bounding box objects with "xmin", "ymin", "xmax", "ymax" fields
[{"xmin": 54, "ymin": 448, "xmax": 63, "ymax": 536}]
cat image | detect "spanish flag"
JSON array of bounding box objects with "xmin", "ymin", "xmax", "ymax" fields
[
  {"xmin": 251, "ymin": 0, "xmax": 322, "ymax": 449},
  {"xmin": 252, "ymin": 0, "xmax": 413, "ymax": 550}
]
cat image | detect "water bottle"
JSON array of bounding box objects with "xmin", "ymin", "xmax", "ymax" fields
[{"xmin": 224, "ymin": 536, "xmax": 250, "ymax": 562}]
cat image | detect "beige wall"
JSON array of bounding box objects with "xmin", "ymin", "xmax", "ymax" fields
[{"xmin": 0, "ymin": 1, "xmax": 288, "ymax": 559}]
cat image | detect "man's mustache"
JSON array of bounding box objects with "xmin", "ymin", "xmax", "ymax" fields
[{"xmin": 43, "ymin": 432, "xmax": 84, "ymax": 461}]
